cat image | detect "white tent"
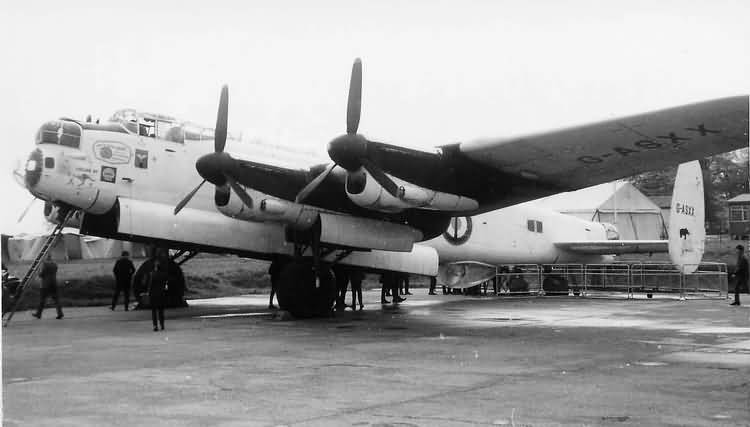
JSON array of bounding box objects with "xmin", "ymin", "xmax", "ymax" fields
[
  {"xmin": 533, "ymin": 181, "xmax": 667, "ymax": 240},
  {"xmin": 6, "ymin": 230, "xmax": 148, "ymax": 263}
]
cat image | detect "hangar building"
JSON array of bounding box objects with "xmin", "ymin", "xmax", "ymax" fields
[{"xmin": 533, "ymin": 181, "xmax": 667, "ymax": 240}]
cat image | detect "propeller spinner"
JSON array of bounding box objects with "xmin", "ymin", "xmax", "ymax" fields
[
  {"xmin": 299, "ymin": 58, "xmax": 400, "ymax": 203},
  {"xmin": 174, "ymin": 85, "xmax": 255, "ymax": 215}
]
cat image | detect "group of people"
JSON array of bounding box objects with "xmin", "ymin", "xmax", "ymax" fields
[
  {"xmin": 110, "ymin": 251, "xmax": 170, "ymax": 331},
  {"xmin": 32, "ymin": 251, "xmax": 171, "ymax": 331},
  {"xmin": 26, "ymin": 244, "xmax": 748, "ymax": 326},
  {"xmin": 266, "ymin": 261, "xmax": 409, "ymax": 311},
  {"xmin": 268, "ymin": 262, "xmax": 367, "ymax": 311}
]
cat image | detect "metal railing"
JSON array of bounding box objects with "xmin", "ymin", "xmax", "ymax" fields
[
  {"xmin": 494, "ymin": 264, "xmax": 543, "ymax": 295},
  {"xmin": 438, "ymin": 261, "xmax": 728, "ymax": 300}
]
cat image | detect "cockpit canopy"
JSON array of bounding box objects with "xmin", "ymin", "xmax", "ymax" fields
[
  {"xmin": 108, "ymin": 108, "xmax": 237, "ymax": 144},
  {"xmin": 36, "ymin": 120, "xmax": 82, "ymax": 148}
]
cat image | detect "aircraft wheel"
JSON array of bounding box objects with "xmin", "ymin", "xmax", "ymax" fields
[{"xmin": 277, "ymin": 261, "xmax": 335, "ymax": 318}]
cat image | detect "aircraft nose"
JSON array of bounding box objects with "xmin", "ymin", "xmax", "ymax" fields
[{"xmin": 24, "ymin": 148, "xmax": 43, "ymax": 189}]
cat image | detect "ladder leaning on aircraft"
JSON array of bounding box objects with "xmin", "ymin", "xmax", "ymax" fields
[
  {"xmin": 3, "ymin": 207, "xmax": 74, "ymax": 327},
  {"xmin": 16, "ymin": 57, "xmax": 749, "ymax": 317}
]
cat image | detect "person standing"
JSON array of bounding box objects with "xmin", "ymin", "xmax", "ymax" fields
[
  {"xmin": 148, "ymin": 259, "xmax": 169, "ymax": 331},
  {"xmin": 111, "ymin": 251, "xmax": 135, "ymax": 311},
  {"xmin": 333, "ymin": 265, "xmax": 349, "ymax": 310},
  {"xmin": 428, "ymin": 276, "xmax": 437, "ymax": 295},
  {"xmin": 731, "ymin": 244, "xmax": 746, "ymax": 306},
  {"xmin": 349, "ymin": 268, "xmax": 364, "ymax": 311},
  {"xmin": 32, "ymin": 254, "xmax": 63, "ymax": 319},
  {"xmin": 401, "ymin": 273, "xmax": 411, "ymax": 295},
  {"xmin": 380, "ymin": 273, "xmax": 390, "ymax": 304},
  {"xmin": 392, "ymin": 274, "xmax": 405, "ymax": 303},
  {"xmin": 268, "ymin": 260, "xmax": 282, "ymax": 309}
]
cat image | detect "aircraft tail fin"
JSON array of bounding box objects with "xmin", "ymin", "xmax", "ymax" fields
[{"xmin": 668, "ymin": 160, "xmax": 705, "ymax": 274}]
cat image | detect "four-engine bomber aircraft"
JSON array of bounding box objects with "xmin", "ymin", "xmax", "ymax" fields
[{"xmin": 20, "ymin": 58, "xmax": 748, "ymax": 316}]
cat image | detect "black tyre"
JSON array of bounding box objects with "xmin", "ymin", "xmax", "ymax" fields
[{"xmin": 277, "ymin": 261, "xmax": 335, "ymax": 318}]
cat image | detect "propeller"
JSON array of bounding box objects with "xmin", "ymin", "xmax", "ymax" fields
[
  {"xmin": 17, "ymin": 197, "xmax": 37, "ymax": 223},
  {"xmin": 346, "ymin": 58, "xmax": 362, "ymax": 135},
  {"xmin": 295, "ymin": 163, "xmax": 336, "ymax": 204},
  {"xmin": 174, "ymin": 85, "xmax": 254, "ymax": 215},
  {"xmin": 225, "ymin": 174, "xmax": 253, "ymax": 209},
  {"xmin": 326, "ymin": 58, "xmax": 400, "ymax": 198},
  {"xmin": 173, "ymin": 179, "xmax": 206, "ymax": 215},
  {"xmin": 214, "ymin": 85, "xmax": 229, "ymax": 153}
]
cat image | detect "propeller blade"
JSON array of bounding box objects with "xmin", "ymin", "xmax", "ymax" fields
[
  {"xmin": 173, "ymin": 179, "xmax": 206, "ymax": 215},
  {"xmin": 215, "ymin": 85, "xmax": 229, "ymax": 153},
  {"xmin": 225, "ymin": 174, "xmax": 253, "ymax": 209},
  {"xmin": 295, "ymin": 164, "xmax": 336, "ymax": 204},
  {"xmin": 346, "ymin": 58, "xmax": 362, "ymax": 135},
  {"xmin": 17, "ymin": 197, "xmax": 37, "ymax": 223},
  {"xmin": 360, "ymin": 157, "xmax": 400, "ymax": 197}
]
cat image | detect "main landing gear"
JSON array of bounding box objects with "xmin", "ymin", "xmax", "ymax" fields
[
  {"xmin": 274, "ymin": 226, "xmax": 336, "ymax": 318},
  {"xmin": 276, "ymin": 260, "xmax": 335, "ymax": 318}
]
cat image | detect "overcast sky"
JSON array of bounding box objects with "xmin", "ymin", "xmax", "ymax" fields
[{"xmin": 1, "ymin": 0, "xmax": 748, "ymax": 234}]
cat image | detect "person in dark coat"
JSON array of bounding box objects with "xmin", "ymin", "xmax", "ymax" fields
[
  {"xmin": 32, "ymin": 254, "xmax": 63, "ymax": 319},
  {"xmin": 349, "ymin": 268, "xmax": 364, "ymax": 311},
  {"xmin": 333, "ymin": 265, "xmax": 349, "ymax": 310},
  {"xmin": 111, "ymin": 251, "xmax": 135, "ymax": 311},
  {"xmin": 268, "ymin": 260, "xmax": 282, "ymax": 309},
  {"xmin": 731, "ymin": 244, "xmax": 746, "ymax": 306},
  {"xmin": 400, "ymin": 273, "xmax": 411, "ymax": 295},
  {"xmin": 148, "ymin": 259, "xmax": 169, "ymax": 331},
  {"xmin": 428, "ymin": 276, "xmax": 437, "ymax": 295},
  {"xmin": 380, "ymin": 272, "xmax": 405, "ymax": 304},
  {"xmin": 380, "ymin": 273, "xmax": 390, "ymax": 304}
]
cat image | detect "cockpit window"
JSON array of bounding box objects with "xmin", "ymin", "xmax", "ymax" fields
[
  {"xmin": 36, "ymin": 120, "xmax": 81, "ymax": 148},
  {"xmin": 139, "ymin": 118, "xmax": 156, "ymax": 137},
  {"xmin": 107, "ymin": 108, "xmax": 236, "ymax": 145}
]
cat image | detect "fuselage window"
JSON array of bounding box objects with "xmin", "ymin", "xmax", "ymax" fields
[{"xmin": 527, "ymin": 219, "xmax": 543, "ymax": 233}]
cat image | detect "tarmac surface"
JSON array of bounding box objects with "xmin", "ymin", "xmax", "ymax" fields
[{"xmin": 3, "ymin": 291, "xmax": 749, "ymax": 426}]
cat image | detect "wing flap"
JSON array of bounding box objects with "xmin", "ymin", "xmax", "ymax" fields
[
  {"xmin": 555, "ymin": 240, "xmax": 667, "ymax": 255},
  {"xmin": 459, "ymin": 96, "xmax": 748, "ymax": 190}
]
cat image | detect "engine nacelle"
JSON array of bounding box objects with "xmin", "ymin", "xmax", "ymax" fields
[
  {"xmin": 221, "ymin": 193, "xmax": 422, "ymax": 251},
  {"xmin": 345, "ymin": 167, "xmax": 478, "ymax": 213},
  {"xmin": 216, "ymin": 188, "xmax": 321, "ymax": 231},
  {"xmin": 259, "ymin": 198, "xmax": 320, "ymax": 231}
]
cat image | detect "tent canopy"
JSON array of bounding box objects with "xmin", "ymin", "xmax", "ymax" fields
[{"xmin": 532, "ymin": 181, "xmax": 666, "ymax": 240}]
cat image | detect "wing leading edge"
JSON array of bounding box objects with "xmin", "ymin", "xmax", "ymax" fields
[{"xmin": 459, "ymin": 96, "xmax": 749, "ymax": 193}]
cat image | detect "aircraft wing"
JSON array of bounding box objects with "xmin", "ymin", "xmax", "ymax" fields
[
  {"xmin": 554, "ymin": 240, "xmax": 667, "ymax": 255},
  {"xmin": 458, "ymin": 96, "xmax": 748, "ymax": 202}
]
